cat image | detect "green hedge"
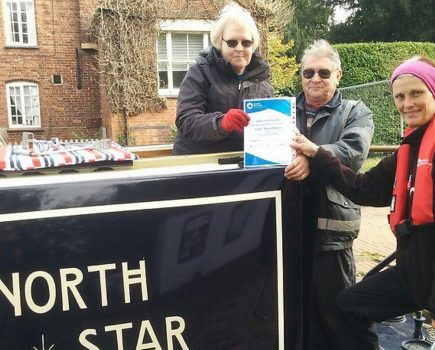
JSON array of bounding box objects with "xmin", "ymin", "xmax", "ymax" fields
[
  {"xmin": 290, "ymin": 42, "xmax": 435, "ymax": 145},
  {"xmin": 336, "ymin": 42, "xmax": 435, "ymax": 87},
  {"xmin": 340, "ymin": 82, "xmax": 401, "ymax": 145}
]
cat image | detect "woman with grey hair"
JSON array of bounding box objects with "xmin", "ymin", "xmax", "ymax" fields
[{"xmin": 173, "ymin": 3, "xmax": 272, "ymax": 155}]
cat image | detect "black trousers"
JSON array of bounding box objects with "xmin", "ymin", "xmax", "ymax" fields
[
  {"xmin": 306, "ymin": 248, "xmax": 356, "ymax": 350},
  {"xmin": 335, "ymin": 266, "xmax": 419, "ymax": 350}
]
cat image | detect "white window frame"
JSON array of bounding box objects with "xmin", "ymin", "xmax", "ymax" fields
[
  {"xmin": 6, "ymin": 81, "xmax": 41, "ymax": 128},
  {"xmin": 3, "ymin": 0, "xmax": 37, "ymax": 47},
  {"xmin": 158, "ymin": 19, "xmax": 214, "ymax": 97}
]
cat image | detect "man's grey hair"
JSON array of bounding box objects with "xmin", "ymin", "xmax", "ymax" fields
[
  {"xmin": 210, "ymin": 3, "xmax": 260, "ymax": 52},
  {"xmin": 301, "ymin": 39, "xmax": 341, "ymax": 70}
]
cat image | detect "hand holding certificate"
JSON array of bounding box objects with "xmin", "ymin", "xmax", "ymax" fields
[{"xmin": 243, "ymin": 97, "xmax": 297, "ymax": 168}]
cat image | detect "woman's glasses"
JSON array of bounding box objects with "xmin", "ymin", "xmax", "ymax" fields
[
  {"xmin": 222, "ymin": 38, "xmax": 254, "ymax": 48},
  {"xmin": 302, "ymin": 69, "xmax": 335, "ymax": 79}
]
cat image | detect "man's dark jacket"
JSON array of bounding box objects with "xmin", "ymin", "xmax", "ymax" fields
[{"xmin": 297, "ymin": 91, "xmax": 374, "ymax": 251}]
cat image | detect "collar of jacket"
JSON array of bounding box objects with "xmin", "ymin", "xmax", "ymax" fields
[
  {"xmin": 400, "ymin": 120, "xmax": 431, "ymax": 146},
  {"xmin": 197, "ymin": 46, "xmax": 270, "ymax": 81},
  {"xmin": 296, "ymin": 90, "xmax": 342, "ymax": 112}
]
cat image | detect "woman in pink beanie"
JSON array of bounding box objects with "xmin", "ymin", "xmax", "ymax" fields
[{"xmin": 285, "ymin": 56, "xmax": 435, "ymax": 349}]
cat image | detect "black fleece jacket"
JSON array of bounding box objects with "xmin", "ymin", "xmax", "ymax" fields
[{"xmin": 310, "ymin": 121, "xmax": 435, "ymax": 318}]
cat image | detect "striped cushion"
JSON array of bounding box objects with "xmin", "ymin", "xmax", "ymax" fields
[{"xmin": 0, "ymin": 141, "xmax": 139, "ymax": 172}]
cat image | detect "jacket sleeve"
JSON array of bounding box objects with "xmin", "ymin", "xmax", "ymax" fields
[
  {"xmin": 310, "ymin": 147, "xmax": 396, "ymax": 207},
  {"xmin": 321, "ymin": 101, "xmax": 374, "ymax": 172},
  {"xmin": 175, "ymin": 64, "xmax": 227, "ymax": 142}
]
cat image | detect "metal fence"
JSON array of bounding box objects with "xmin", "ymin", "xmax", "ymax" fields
[{"xmin": 339, "ymin": 80, "xmax": 403, "ymax": 146}]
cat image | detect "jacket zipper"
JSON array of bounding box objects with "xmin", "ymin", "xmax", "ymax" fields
[{"xmin": 407, "ymin": 174, "xmax": 414, "ymax": 225}]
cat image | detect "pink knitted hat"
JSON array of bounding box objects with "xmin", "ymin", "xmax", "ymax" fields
[{"xmin": 390, "ymin": 59, "xmax": 435, "ymax": 97}]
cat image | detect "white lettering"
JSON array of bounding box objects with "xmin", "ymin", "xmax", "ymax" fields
[
  {"xmin": 0, "ymin": 272, "xmax": 21, "ymax": 316},
  {"xmin": 78, "ymin": 318, "xmax": 189, "ymax": 349},
  {"xmin": 24, "ymin": 271, "xmax": 56, "ymax": 314},
  {"xmin": 105, "ymin": 322, "xmax": 133, "ymax": 350},
  {"xmin": 136, "ymin": 320, "xmax": 162, "ymax": 350},
  {"xmin": 0, "ymin": 260, "xmax": 149, "ymax": 317},
  {"xmin": 79, "ymin": 329, "xmax": 100, "ymax": 350},
  {"xmin": 88, "ymin": 263, "xmax": 116, "ymax": 307},
  {"xmin": 166, "ymin": 316, "xmax": 189, "ymax": 350},
  {"xmin": 60, "ymin": 268, "xmax": 87, "ymax": 311},
  {"xmin": 122, "ymin": 260, "xmax": 148, "ymax": 303}
]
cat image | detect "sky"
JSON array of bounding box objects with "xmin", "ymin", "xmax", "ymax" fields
[{"xmin": 332, "ymin": 6, "xmax": 353, "ymax": 23}]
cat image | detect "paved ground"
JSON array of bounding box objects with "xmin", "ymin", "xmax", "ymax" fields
[
  {"xmin": 354, "ymin": 206, "xmax": 396, "ymax": 279},
  {"xmin": 353, "ymin": 207, "xmax": 435, "ymax": 343}
]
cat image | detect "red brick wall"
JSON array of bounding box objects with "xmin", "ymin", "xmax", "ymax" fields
[
  {"xmin": 110, "ymin": 99, "xmax": 177, "ymax": 146},
  {"xmin": 0, "ymin": 0, "xmax": 101, "ymax": 144},
  {"xmin": 0, "ymin": 0, "xmax": 255, "ymax": 146}
]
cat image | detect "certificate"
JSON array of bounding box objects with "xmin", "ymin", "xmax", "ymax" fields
[{"xmin": 243, "ymin": 97, "xmax": 297, "ymax": 168}]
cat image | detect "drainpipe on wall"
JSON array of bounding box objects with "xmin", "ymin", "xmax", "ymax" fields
[
  {"xmin": 76, "ymin": 48, "xmax": 82, "ymax": 90},
  {"xmin": 123, "ymin": 107, "xmax": 129, "ymax": 146}
]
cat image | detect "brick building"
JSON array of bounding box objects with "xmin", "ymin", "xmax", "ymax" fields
[
  {"xmin": 0, "ymin": 0, "xmax": 267, "ymax": 146},
  {"xmin": 0, "ymin": 0, "xmax": 102, "ymax": 144}
]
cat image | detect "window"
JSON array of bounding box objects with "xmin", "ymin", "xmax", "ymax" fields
[
  {"xmin": 6, "ymin": 82, "xmax": 41, "ymax": 128},
  {"xmin": 158, "ymin": 20, "xmax": 213, "ymax": 96},
  {"xmin": 3, "ymin": 0, "xmax": 37, "ymax": 47}
]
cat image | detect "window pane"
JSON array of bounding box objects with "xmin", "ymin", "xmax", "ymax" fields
[
  {"xmin": 173, "ymin": 71, "xmax": 187, "ymax": 88},
  {"xmin": 158, "ymin": 71, "xmax": 168, "ymax": 89},
  {"xmin": 172, "ymin": 33, "xmax": 188, "ymax": 61},
  {"xmin": 7, "ymin": 82, "xmax": 40, "ymax": 127},
  {"xmin": 21, "ymin": 11, "xmax": 27, "ymax": 23},
  {"xmin": 188, "ymin": 34, "xmax": 203, "ymax": 60},
  {"xmin": 157, "ymin": 35, "xmax": 167, "ymax": 60},
  {"xmin": 13, "ymin": 22, "xmax": 19, "ymax": 33},
  {"xmin": 158, "ymin": 62, "xmax": 168, "ymax": 71},
  {"xmin": 23, "ymin": 85, "xmax": 30, "ymax": 96},
  {"xmin": 172, "ymin": 62, "xmax": 188, "ymax": 71}
]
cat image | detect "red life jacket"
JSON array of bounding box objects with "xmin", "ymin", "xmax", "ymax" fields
[{"xmin": 389, "ymin": 118, "xmax": 435, "ymax": 235}]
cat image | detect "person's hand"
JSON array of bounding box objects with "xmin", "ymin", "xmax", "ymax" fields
[
  {"xmin": 291, "ymin": 134, "xmax": 319, "ymax": 158},
  {"xmin": 221, "ymin": 109, "xmax": 250, "ymax": 133},
  {"xmin": 284, "ymin": 153, "xmax": 310, "ymax": 180}
]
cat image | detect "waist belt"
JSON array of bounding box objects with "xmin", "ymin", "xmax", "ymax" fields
[{"xmin": 317, "ymin": 218, "xmax": 361, "ymax": 232}]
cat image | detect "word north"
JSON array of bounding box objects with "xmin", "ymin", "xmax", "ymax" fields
[{"xmin": 0, "ymin": 260, "xmax": 148, "ymax": 316}]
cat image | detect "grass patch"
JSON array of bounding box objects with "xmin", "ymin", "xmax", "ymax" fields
[
  {"xmin": 361, "ymin": 156, "xmax": 383, "ymax": 173},
  {"xmin": 358, "ymin": 251, "xmax": 386, "ymax": 263}
]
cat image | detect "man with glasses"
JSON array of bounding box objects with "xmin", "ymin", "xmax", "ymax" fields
[
  {"xmin": 284, "ymin": 39, "xmax": 374, "ymax": 350},
  {"xmin": 173, "ymin": 3, "xmax": 272, "ymax": 155}
]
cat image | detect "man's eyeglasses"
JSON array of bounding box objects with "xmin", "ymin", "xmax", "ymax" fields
[
  {"xmin": 302, "ymin": 69, "xmax": 335, "ymax": 79},
  {"xmin": 222, "ymin": 38, "xmax": 254, "ymax": 48}
]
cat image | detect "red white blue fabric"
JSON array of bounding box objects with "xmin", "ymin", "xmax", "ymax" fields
[{"xmin": 0, "ymin": 141, "xmax": 138, "ymax": 172}]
